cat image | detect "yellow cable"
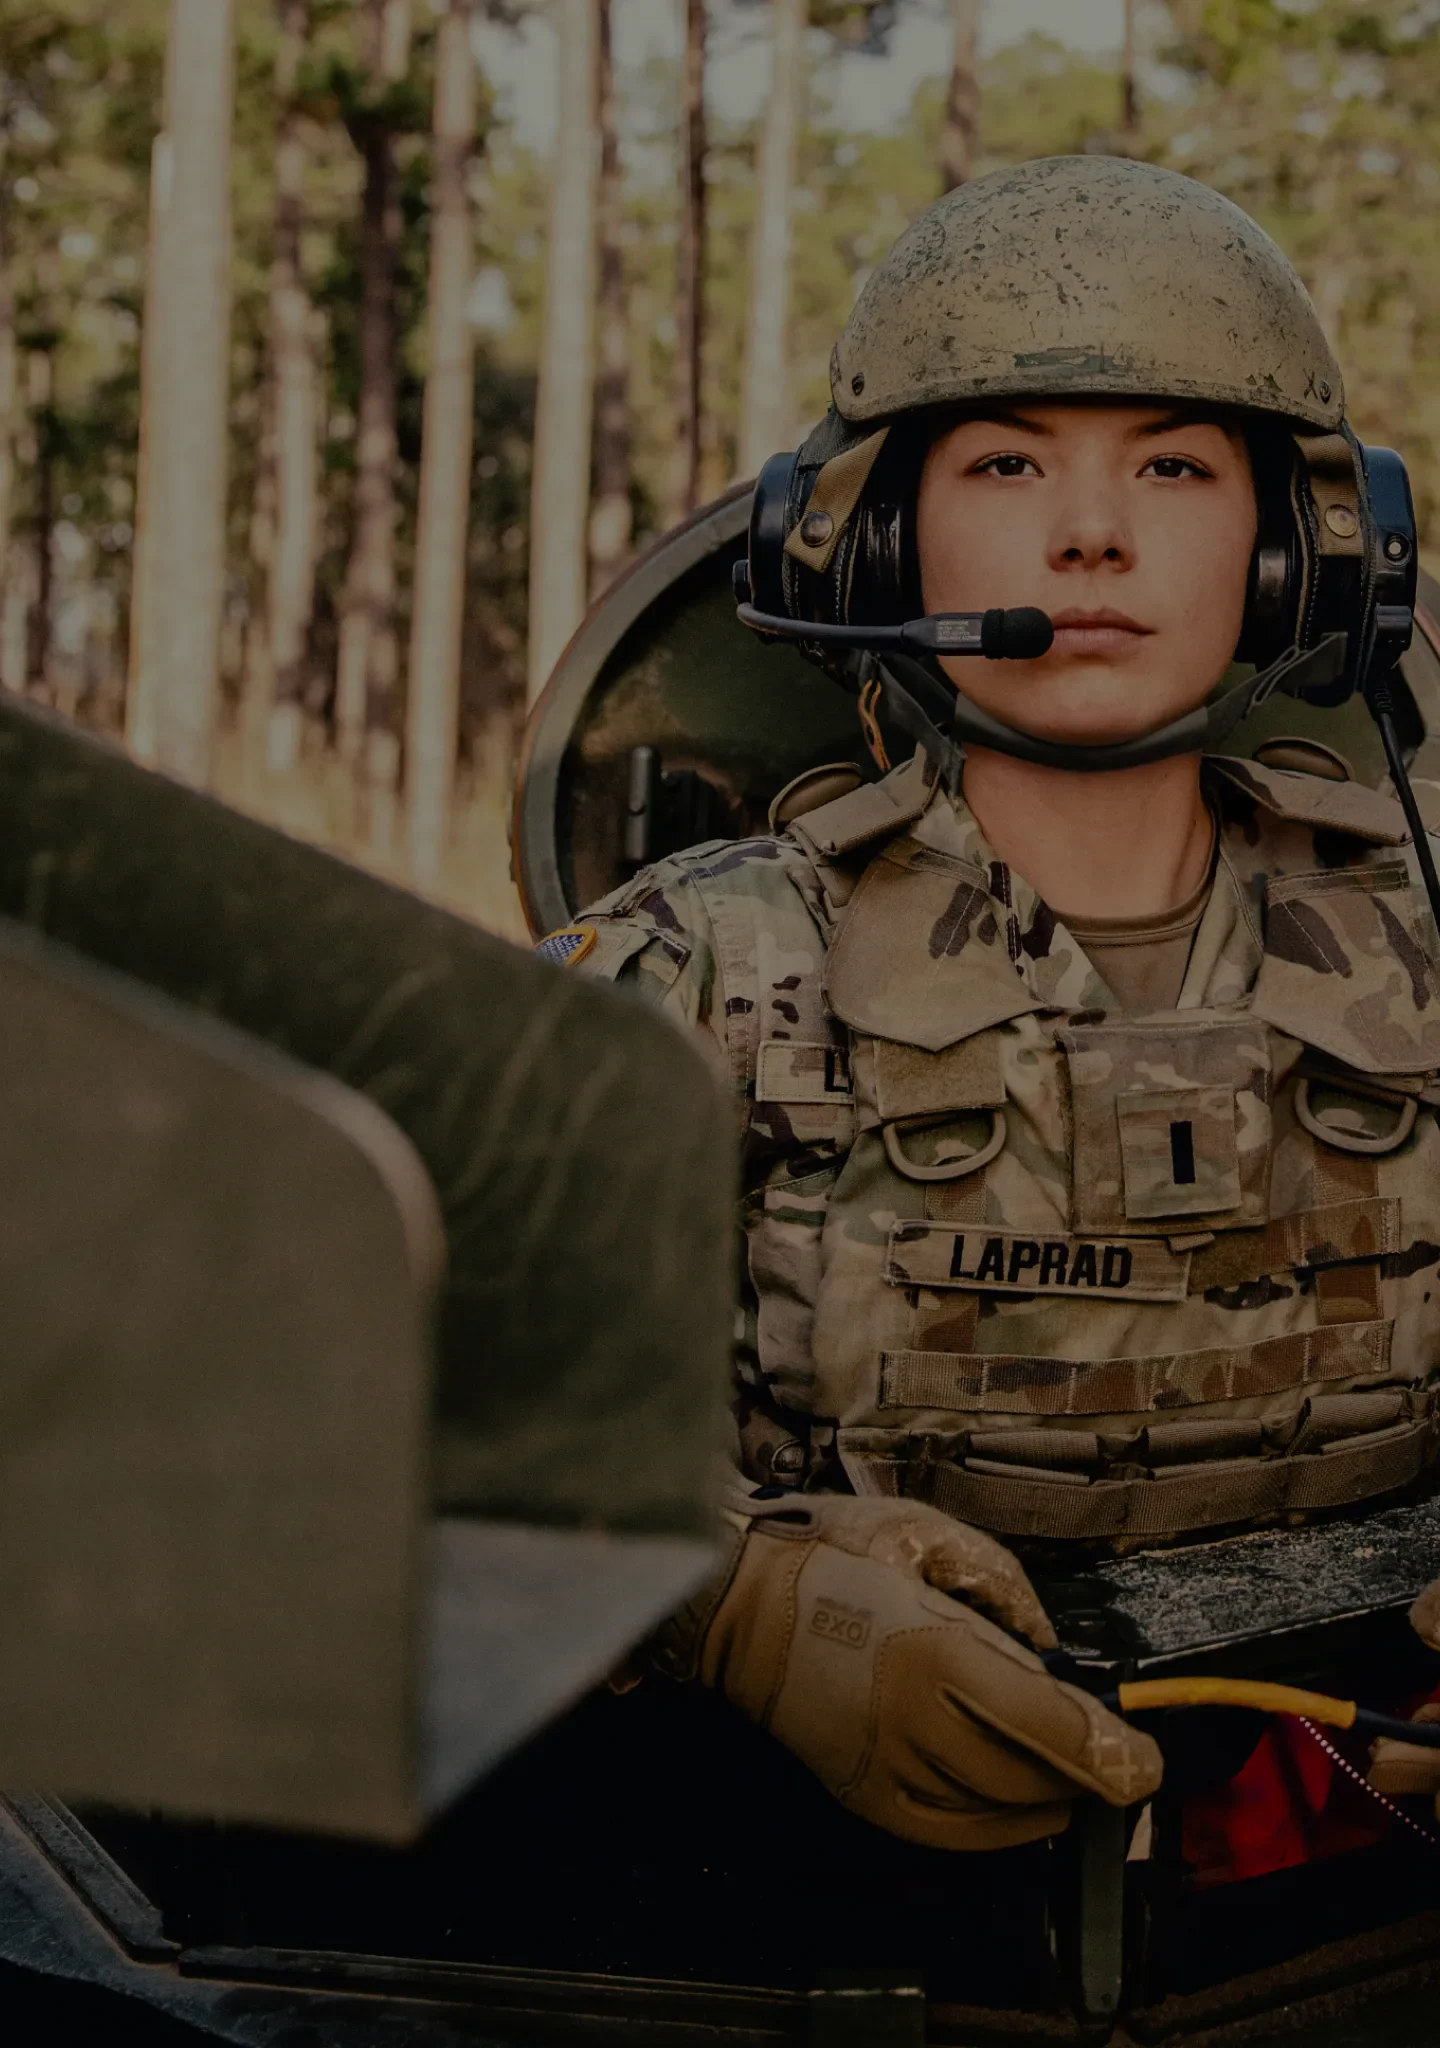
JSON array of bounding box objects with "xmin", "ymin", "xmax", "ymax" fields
[{"xmin": 1117, "ymin": 1677, "xmax": 1358, "ymax": 1730}]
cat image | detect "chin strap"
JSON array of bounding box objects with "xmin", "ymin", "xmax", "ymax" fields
[
  {"xmin": 869, "ymin": 633, "xmax": 1351, "ymax": 784},
  {"xmin": 868, "ymin": 629, "xmax": 1440, "ymax": 942}
]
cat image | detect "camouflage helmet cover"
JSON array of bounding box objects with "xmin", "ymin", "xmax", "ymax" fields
[{"xmin": 830, "ymin": 155, "xmax": 1345, "ymax": 434}]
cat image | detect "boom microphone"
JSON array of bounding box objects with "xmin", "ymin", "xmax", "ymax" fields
[{"xmin": 734, "ymin": 599, "xmax": 1055, "ymax": 661}]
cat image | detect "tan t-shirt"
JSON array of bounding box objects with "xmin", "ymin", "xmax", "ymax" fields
[{"xmin": 1058, "ymin": 856, "xmax": 1216, "ymax": 1015}]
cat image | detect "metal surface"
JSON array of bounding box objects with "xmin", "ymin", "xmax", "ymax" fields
[
  {"xmin": 423, "ymin": 1519, "xmax": 714, "ymax": 1810},
  {"xmin": 0, "ymin": 686, "xmax": 736, "ymax": 1539},
  {"xmin": 515, "ymin": 486, "xmax": 871, "ymax": 934},
  {"xmin": 1036, "ymin": 1490, "xmax": 1440, "ymax": 1676},
  {"xmin": 3, "ymin": 1787, "xmax": 1440, "ymax": 2044},
  {"xmin": 0, "ymin": 917, "xmax": 433, "ymax": 1839},
  {"xmin": 0, "ymin": 689, "xmax": 736, "ymax": 1837}
]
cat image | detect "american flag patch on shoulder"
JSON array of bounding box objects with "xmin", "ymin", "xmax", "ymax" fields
[{"xmin": 535, "ymin": 924, "xmax": 597, "ymax": 968}]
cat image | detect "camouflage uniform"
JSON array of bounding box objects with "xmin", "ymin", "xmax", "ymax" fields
[{"xmin": 575, "ymin": 750, "xmax": 1440, "ymax": 1546}]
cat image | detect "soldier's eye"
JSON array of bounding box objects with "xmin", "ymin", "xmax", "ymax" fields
[
  {"xmin": 1142, "ymin": 455, "xmax": 1212, "ymax": 480},
  {"xmin": 972, "ymin": 453, "xmax": 1041, "ymax": 478}
]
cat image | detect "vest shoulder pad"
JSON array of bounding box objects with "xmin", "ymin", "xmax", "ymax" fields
[
  {"xmin": 789, "ymin": 753, "xmax": 933, "ymax": 859},
  {"xmin": 1210, "ymin": 755, "xmax": 1410, "ymax": 845}
]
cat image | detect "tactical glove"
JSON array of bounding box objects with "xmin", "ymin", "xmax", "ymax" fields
[
  {"xmin": 676, "ymin": 1492, "xmax": 1162, "ymax": 1853},
  {"xmin": 1368, "ymin": 1579, "xmax": 1440, "ymax": 1812}
]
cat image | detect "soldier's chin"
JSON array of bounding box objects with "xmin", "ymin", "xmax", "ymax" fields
[{"xmin": 985, "ymin": 679, "xmax": 1195, "ymax": 751}]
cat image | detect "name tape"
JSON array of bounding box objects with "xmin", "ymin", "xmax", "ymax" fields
[{"xmin": 885, "ymin": 1222, "xmax": 1191, "ymax": 1302}]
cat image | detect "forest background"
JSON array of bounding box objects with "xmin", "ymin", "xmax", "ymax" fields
[{"xmin": 4, "ymin": 0, "xmax": 1439, "ymax": 939}]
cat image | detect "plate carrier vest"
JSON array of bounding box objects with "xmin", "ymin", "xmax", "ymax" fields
[{"xmin": 701, "ymin": 754, "xmax": 1440, "ymax": 1547}]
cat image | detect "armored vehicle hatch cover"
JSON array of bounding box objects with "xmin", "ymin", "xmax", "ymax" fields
[{"xmin": 0, "ymin": 692, "xmax": 734, "ymax": 1839}]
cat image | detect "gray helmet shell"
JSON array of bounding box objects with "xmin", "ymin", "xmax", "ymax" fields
[{"xmin": 831, "ymin": 156, "xmax": 1344, "ymax": 434}]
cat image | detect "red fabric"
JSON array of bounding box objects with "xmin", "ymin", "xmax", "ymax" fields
[{"xmin": 1181, "ymin": 1684, "xmax": 1440, "ymax": 1888}]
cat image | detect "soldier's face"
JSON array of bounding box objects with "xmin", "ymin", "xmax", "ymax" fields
[{"xmin": 915, "ymin": 401, "xmax": 1258, "ymax": 747}]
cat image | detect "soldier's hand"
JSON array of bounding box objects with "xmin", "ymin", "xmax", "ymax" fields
[
  {"xmin": 698, "ymin": 1493, "xmax": 1162, "ymax": 1852},
  {"xmin": 1368, "ymin": 1580, "xmax": 1440, "ymax": 1813}
]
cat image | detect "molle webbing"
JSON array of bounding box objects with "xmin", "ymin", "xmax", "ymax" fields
[
  {"xmin": 916, "ymin": 1415, "xmax": 1435, "ymax": 1542},
  {"xmin": 905, "ymin": 1157, "xmax": 989, "ymax": 1355},
  {"xmin": 879, "ymin": 1318, "xmax": 1392, "ymax": 1417},
  {"xmin": 1185, "ymin": 1196, "xmax": 1399, "ymax": 1292}
]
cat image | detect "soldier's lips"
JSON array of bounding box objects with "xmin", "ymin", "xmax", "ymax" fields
[{"xmin": 1048, "ymin": 608, "xmax": 1152, "ymax": 657}]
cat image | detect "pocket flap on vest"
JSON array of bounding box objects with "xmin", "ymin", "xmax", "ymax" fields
[
  {"xmin": 870, "ymin": 1033, "xmax": 1006, "ymax": 1123},
  {"xmin": 1252, "ymin": 862, "xmax": 1440, "ymax": 1076},
  {"xmin": 824, "ymin": 840, "xmax": 1043, "ymax": 1051}
]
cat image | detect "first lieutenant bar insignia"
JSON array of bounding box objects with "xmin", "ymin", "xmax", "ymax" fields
[{"xmin": 535, "ymin": 925, "xmax": 597, "ymax": 969}]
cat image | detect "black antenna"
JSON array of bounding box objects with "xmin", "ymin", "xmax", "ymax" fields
[{"xmin": 1369, "ymin": 668, "xmax": 1440, "ymax": 938}]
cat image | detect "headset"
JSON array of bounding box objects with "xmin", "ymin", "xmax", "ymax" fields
[{"xmin": 733, "ymin": 417, "xmax": 1440, "ymax": 932}]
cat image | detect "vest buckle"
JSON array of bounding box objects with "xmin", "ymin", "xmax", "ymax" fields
[
  {"xmin": 881, "ymin": 1108, "xmax": 1007, "ymax": 1182},
  {"xmin": 1295, "ymin": 1077, "xmax": 1418, "ymax": 1156}
]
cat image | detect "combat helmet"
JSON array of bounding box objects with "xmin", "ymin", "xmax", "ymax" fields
[{"xmin": 736, "ymin": 156, "xmax": 1424, "ymax": 838}]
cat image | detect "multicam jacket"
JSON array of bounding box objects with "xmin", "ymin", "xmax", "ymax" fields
[{"xmin": 571, "ymin": 751, "xmax": 1440, "ymax": 1546}]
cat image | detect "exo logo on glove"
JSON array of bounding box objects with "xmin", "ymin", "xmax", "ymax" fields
[{"xmin": 809, "ymin": 1596, "xmax": 874, "ymax": 1650}]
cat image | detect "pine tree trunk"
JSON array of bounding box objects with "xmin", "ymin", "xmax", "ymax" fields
[
  {"xmin": 738, "ymin": 0, "xmax": 803, "ymax": 480},
  {"xmin": 336, "ymin": 0, "xmax": 411, "ymax": 799},
  {"xmin": 1120, "ymin": 0, "xmax": 1140, "ymax": 156},
  {"xmin": 670, "ymin": 0, "xmax": 706, "ymax": 522},
  {"xmin": 526, "ymin": 0, "xmax": 598, "ymax": 701},
  {"xmin": 126, "ymin": 0, "xmax": 235, "ymax": 787},
  {"xmin": 27, "ymin": 345, "xmax": 54, "ymax": 697},
  {"xmin": 239, "ymin": 351, "xmax": 277, "ymax": 784},
  {"xmin": 404, "ymin": 0, "xmax": 477, "ymax": 890},
  {"xmin": 588, "ymin": 0, "xmax": 631, "ymax": 597},
  {"xmin": 264, "ymin": 0, "xmax": 320, "ymax": 776},
  {"xmin": 938, "ymin": 0, "xmax": 980, "ymax": 192},
  {"xmin": 0, "ymin": 185, "xmax": 15, "ymax": 631},
  {"xmin": 126, "ymin": 123, "xmax": 173, "ymax": 761}
]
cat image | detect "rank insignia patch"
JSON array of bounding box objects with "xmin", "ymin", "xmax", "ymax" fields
[{"xmin": 535, "ymin": 924, "xmax": 597, "ymax": 968}]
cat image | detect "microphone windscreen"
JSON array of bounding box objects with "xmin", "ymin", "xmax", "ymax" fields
[{"xmin": 982, "ymin": 607, "xmax": 1055, "ymax": 659}]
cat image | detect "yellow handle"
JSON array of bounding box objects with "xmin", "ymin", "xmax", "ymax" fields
[{"xmin": 1117, "ymin": 1677, "xmax": 1357, "ymax": 1730}]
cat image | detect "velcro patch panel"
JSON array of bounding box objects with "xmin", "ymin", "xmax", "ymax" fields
[{"xmin": 756, "ymin": 1040, "xmax": 853, "ymax": 1103}]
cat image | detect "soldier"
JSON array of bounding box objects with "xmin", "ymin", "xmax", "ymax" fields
[{"xmin": 550, "ymin": 157, "xmax": 1440, "ymax": 1853}]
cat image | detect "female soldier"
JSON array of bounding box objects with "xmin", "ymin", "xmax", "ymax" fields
[{"xmin": 553, "ymin": 157, "xmax": 1440, "ymax": 1853}]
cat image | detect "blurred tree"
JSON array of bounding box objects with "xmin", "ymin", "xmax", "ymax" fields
[
  {"xmin": 128, "ymin": 0, "xmax": 234, "ymax": 786},
  {"xmin": 1157, "ymin": 0, "xmax": 1440, "ymax": 536},
  {"xmin": 588, "ymin": 0, "xmax": 630, "ymax": 595},
  {"xmin": 939, "ymin": 0, "xmax": 980, "ymax": 191},
  {"xmin": 24, "ymin": 335, "xmax": 55, "ymax": 693},
  {"xmin": 18, "ymin": 0, "xmax": 1440, "ymax": 936},
  {"xmin": 334, "ymin": 0, "xmax": 414, "ymax": 812},
  {"xmin": 405, "ymin": 0, "xmax": 478, "ymax": 888},
  {"xmin": 0, "ymin": 84, "xmax": 19, "ymax": 624},
  {"xmin": 0, "ymin": 6, "xmax": 155, "ymax": 710},
  {"xmin": 739, "ymin": 0, "xmax": 804, "ymax": 478},
  {"xmin": 527, "ymin": 0, "xmax": 597, "ymax": 700},
  {"xmin": 258, "ymin": 0, "xmax": 321, "ymax": 781},
  {"xmin": 1120, "ymin": 0, "xmax": 1140, "ymax": 155},
  {"xmin": 670, "ymin": 0, "xmax": 706, "ymax": 522}
]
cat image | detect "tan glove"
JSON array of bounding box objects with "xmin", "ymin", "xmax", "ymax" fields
[
  {"xmin": 1368, "ymin": 1579, "xmax": 1440, "ymax": 1811},
  {"xmin": 685, "ymin": 1492, "xmax": 1162, "ymax": 1852}
]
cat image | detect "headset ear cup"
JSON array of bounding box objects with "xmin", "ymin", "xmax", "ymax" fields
[
  {"xmin": 1237, "ymin": 541, "xmax": 1293, "ymax": 665},
  {"xmin": 846, "ymin": 495, "xmax": 909, "ymax": 626},
  {"xmin": 1235, "ymin": 433, "xmax": 1304, "ymax": 666},
  {"xmin": 747, "ymin": 449, "xmax": 805, "ymax": 618}
]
